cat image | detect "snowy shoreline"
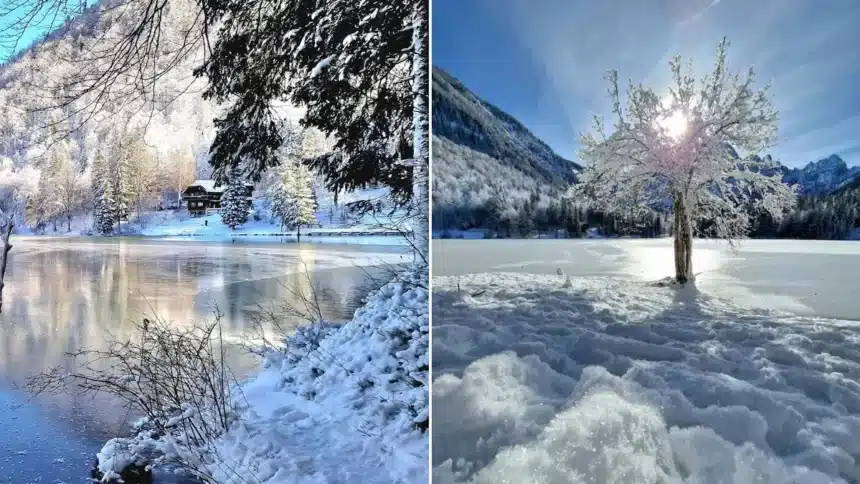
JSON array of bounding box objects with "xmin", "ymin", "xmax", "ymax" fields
[
  {"xmin": 16, "ymin": 210, "xmax": 411, "ymax": 246},
  {"xmin": 96, "ymin": 268, "xmax": 429, "ymax": 483}
]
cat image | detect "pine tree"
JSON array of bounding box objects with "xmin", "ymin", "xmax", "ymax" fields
[
  {"xmin": 112, "ymin": 139, "xmax": 136, "ymax": 230},
  {"xmin": 221, "ymin": 167, "xmax": 250, "ymax": 230},
  {"xmin": 198, "ymin": 0, "xmax": 424, "ymax": 204},
  {"xmin": 279, "ymin": 198, "xmax": 301, "ymax": 234},
  {"xmin": 271, "ymin": 160, "xmax": 318, "ymax": 238},
  {"xmin": 91, "ymin": 151, "xmax": 115, "ymax": 235}
]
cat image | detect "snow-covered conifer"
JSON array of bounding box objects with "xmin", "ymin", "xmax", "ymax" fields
[
  {"xmin": 221, "ymin": 166, "xmax": 250, "ymax": 229},
  {"xmin": 271, "ymin": 160, "xmax": 317, "ymax": 236}
]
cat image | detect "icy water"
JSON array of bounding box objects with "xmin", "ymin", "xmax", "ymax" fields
[
  {"xmin": 433, "ymin": 238, "xmax": 860, "ymax": 321},
  {"xmin": 0, "ymin": 237, "xmax": 408, "ymax": 483}
]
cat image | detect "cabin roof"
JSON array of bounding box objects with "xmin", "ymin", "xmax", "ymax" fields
[
  {"xmin": 186, "ymin": 179, "xmax": 254, "ymax": 194},
  {"xmin": 188, "ymin": 180, "xmax": 224, "ymax": 193}
]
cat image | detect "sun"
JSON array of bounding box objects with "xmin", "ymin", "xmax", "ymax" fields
[{"xmin": 660, "ymin": 109, "xmax": 688, "ymax": 140}]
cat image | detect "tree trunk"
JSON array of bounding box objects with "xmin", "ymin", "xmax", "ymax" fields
[
  {"xmin": 67, "ymin": 214, "xmax": 72, "ymax": 232},
  {"xmin": 673, "ymin": 195, "xmax": 694, "ymax": 284},
  {"xmin": 297, "ymin": 224, "xmax": 301, "ymax": 242},
  {"xmin": 0, "ymin": 221, "xmax": 13, "ymax": 314},
  {"xmin": 410, "ymin": 0, "xmax": 429, "ymax": 265}
]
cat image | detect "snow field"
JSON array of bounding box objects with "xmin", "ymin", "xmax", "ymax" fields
[{"xmin": 432, "ymin": 273, "xmax": 860, "ymax": 483}]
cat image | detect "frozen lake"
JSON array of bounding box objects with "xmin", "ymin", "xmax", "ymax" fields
[
  {"xmin": 0, "ymin": 237, "xmax": 408, "ymax": 483},
  {"xmin": 433, "ymin": 238, "xmax": 860, "ymax": 321}
]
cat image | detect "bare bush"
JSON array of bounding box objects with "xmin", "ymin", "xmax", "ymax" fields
[{"xmin": 26, "ymin": 312, "xmax": 245, "ymax": 482}]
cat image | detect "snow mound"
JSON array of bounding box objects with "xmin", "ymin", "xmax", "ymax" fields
[
  {"xmin": 432, "ymin": 273, "xmax": 860, "ymax": 483},
  {"xmin": 95, "ymin": 268, "xmax": 428, "ymax": 483},
  {"xmin": 207, "ymin": 267, "xmax": 429, "ymax": 483}
]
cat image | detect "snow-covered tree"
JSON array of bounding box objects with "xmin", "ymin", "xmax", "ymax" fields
[
  {"xmin": 0, "ymin": 161, "xmax": 36, "ymax": 313},
  {"xmin": 271, "ymin": 160, "xmax": 317, "ymax": 236},
  {"xmin": 221, "ymin": 167, "xmax": 250, "ymax": 229},
  {"xmin": 572, "ymin": 38, "xmax": 796, "ymax": 283},
  {"xmin": 200, "ymin": 0, "xmax": 418, "ymax": 196},
  {"xmin": 167, "ymin": 147, "xmax": 197, "ymax": 208},
  {"xmin": 273, "ymin": 196, "xmax": 300, "ymax": 233},
  {"xmin": 410, "ymin": 0, "xmax": 429, "ymax": 261},
  {"xmin": 43, "ymin": 146, "xmax": 86, "ymax": 232},
  {"xmin": 198, "ymin": 0, "xmax": 429, "ymax": 260},
  {"xmin": 91, "ymin": 150, "xmax": 116, "ymax": 235},
  {"xmin": 119, "ymin": 133, "xmax": 157, "ymax": 219},
  {"xmin": 0, "ymin": 204, "xmax": 13, "ymax": 313}
]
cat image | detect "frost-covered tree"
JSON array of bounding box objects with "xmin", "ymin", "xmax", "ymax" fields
[
  {"xmin": 271, "ymin": 160, "xmax": 317, "ymax": 237},
  {"xmin": 91, "ymin": 150, "xmax": 116, "ymax": 235},
  {"xmin": 198, "ymin": 0, "xmax": 429, "ymax": 260},
  {"xmin": 44, "ymin": 146, "xmax": 86, "ymax": 232},
  {"xmin": 199, "ymin": 0, "xmax": 417, "ymax": 193},
  {"xmin": 0, "ymin": 199, "xmax": 15, "ymax": 314},
  {"xmin": 167, "ymin": 147, "xmax": 197, "ymax": 208},
  {"xmin": 119, "ymin": 133, "xmax": 157, "ymax": 219},
  {"xmin": 572, "ymin": 38, "xmax": 796, "ymax": 283},
  {"xmin": 272, "ymin": 196, "xmax": 300, "ymax": 234},
  {"xmin": 0, "ymin": 161, "xmax": 36, "ymax": 313},
  {"xmin": 409, "ymin": 0, "xmax": 429, "ymax": 261},
  {"xmin": 220, "ymin": 167, "xmax": 250, "ymax": 229}
]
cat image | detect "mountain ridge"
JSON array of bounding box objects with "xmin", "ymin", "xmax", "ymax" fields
[{"xmin": 432, "ymin": 66, "xmax": 580, "ymax": 184}]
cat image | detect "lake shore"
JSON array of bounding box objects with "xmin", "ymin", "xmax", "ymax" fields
[{"xmin": 0, "ymin": 238, "xmax": 406, "ymax": 483}]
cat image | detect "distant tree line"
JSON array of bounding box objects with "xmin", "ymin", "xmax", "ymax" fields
[
  {"xmin": 434, "ymin": 188, "xmax": 668, "ymax": 239},
  {"xmin": 436, "ymin": 182, "xmax": 860, "ymax": 241},
  {"xmin": 749, "ymin": 181, "xmax": 860, "ymax": 240}
]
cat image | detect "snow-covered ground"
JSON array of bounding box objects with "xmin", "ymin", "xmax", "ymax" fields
[
  {"xmin": 20, "ymin": 186, "xmax": 410, "ymax": 245},
  {"xmin": 432, "ymin": 239, "xmax": 860, "ymax": 483},
  {"xmin": 97, "ymin": 268, "xmax": 428, "ymax": 483}
]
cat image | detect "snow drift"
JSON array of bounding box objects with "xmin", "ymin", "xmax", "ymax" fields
[{"xmin": 433, "ymin": 273, "xmax": 860, "ymax": 483}]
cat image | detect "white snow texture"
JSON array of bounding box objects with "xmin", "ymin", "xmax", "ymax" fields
[
  {"xmin": 433, "ymin": 273, "xmax": 860, "ymax": 484},
  {"xmin": 97, "ymin": 269, "xmax": 428, "ymax": 483}
]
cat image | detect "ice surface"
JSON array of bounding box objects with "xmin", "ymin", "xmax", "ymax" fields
[
  {"xmin": 433, "ymin": 272, "xmax": 860, "ymax": 483},
  {"xmin": 433, "ymin": 238, "xmax": 860, "ymax": 320}
]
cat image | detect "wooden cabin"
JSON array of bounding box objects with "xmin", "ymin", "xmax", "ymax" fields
[{"xmin": 181, "ymin": 180, "xmax": 253, "ymax": 217}]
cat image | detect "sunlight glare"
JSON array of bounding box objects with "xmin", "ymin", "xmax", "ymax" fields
[{"xmin": 660, "ymin": 109, "xmax": 688, "ymax": 140}]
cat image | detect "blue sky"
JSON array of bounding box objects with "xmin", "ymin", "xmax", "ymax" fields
[
  {"xmin": 0, "ymin": 1, "xmax": 95, "ymax": 63},
  {"xmin": 433, "ymin": 0, "xmax": 860, "ymax": 168}
]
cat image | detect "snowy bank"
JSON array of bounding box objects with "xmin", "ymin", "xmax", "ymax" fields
[
  {"xmin": 96, "ymin": 268, "xmax": 428, "ymax": 483},
  {"xmin": 433, "ymin": 273, "xmax": 860, "ymax": 483}
]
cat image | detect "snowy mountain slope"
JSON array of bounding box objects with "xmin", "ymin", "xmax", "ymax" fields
[
  {"xmin": 432, "ymin": 67, "xmax": 580, "ymax": 230},
  {"xmin": 432, "ymin": 67, "xmax": 579, "ymax": 186},
  {"xmin": 0, "ymin": 0, "xmax": 217, "ymax": 175}
]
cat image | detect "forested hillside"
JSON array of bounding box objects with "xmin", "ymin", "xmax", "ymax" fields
[
  {"xmin": 0, "ymin": 0, "xmax": 220, "ymax": 231},
  {"xmin": 0, "ymin": 0, "xmax": 371, "ymax": 236},
  {"xmin": 432, "ymin": 66, "xmax": 584, "ymax": 232}
]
